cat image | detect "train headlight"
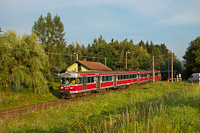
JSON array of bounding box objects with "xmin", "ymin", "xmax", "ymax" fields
[
  {"xmin": 70, "ymin": 87, "xmax": 73, "ymax": 90},
  {"xmin": 60, "ymin": 86, "xmax": 63, "ymax": 89}
]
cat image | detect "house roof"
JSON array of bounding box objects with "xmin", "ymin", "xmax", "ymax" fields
[{"xmin": 76, "ymin": 60, "xmax": 112, "ymax": 71}]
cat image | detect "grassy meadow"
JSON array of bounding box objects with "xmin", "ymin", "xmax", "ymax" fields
[
  {"xmin": 0, "ymin": 81, "xmax": 200, "ymax": 132},
  {"xmin": 0, "ymin": 82, "xmax": 61, "ymax": 111}
]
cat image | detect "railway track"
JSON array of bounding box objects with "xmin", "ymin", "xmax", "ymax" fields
[{"xmin": 0, "ymin": 99, "xmax": 68, "ymax": 118}]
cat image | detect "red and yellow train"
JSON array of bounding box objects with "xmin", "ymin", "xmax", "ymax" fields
[{"xmin": 59, "ymin": 70, "xmax": 161, "ymax": 98}]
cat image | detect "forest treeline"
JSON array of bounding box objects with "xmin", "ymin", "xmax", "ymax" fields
[{"xmin": 65, "ymin": 36, "xmax": 182, "ymax": 72}]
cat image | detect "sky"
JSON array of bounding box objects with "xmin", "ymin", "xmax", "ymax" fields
[{"xmin": 1, "ymin": 0, "xmax": 200, "ymax": 61}]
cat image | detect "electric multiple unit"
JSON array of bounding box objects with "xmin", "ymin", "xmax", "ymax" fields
[{"xmin": 59, "ymin": 71, "xmax": 161, "ymax": 98}]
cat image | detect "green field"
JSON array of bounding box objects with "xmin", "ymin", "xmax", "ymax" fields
[
  {"xmin": 0, "ymin": 82, "xmax": 61, "ymax": 111},
  {"xmin": 0, "ymin": 81, "xmax": 199, "ymax": 132}
]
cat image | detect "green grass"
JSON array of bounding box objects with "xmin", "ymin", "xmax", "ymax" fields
[
  {"xmin": 0, "ymin": 81, "xmax": 199, "ymax": 132},
  {"xmin": 0, "ymin": 82, "xmax": 61, "ymax": 110}
]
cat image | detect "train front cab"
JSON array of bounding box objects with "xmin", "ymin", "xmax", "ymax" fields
[
  {"xmin": 60, "ymin": 73, "xmax": 101, "ymax": 98},
  {"xmin": 60, "ymin": 76, "xmax": 81, "ymax": 98}
]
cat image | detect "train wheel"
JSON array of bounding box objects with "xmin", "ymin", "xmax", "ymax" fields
[
  {"xmin": 112, "ymin": 87, "xmax": 117, "ymax": 90},
  {"xmin": 78, "ymin": 93, "xmax": 83, "ymax": 97},
  {"xmin": 70, "ymin": 94, "xmax": 77, "ymax": 99},
  {"xmin": 61, "ymin": 93, "xmax": 67, "ymax": 99},
  {"xmin": 87, "ymin": 91, "xmax": 92, "ymax": 95}
]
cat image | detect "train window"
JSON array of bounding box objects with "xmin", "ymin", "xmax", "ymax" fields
[
  {"xmin": 130, "ymin": 74, "xmax": 136, "ymax": 79},
  {"xmin": 150, "ymin": 73, "xmax": 153, "ymax": 76},
  {"xmin": 62, "ymin": 78, "xmax": 76, "ymax": 85},
  {"xmin": 118, "ymin": 75, "xmax": 127, "ymax": 80},
  {"xmin": 155, "ymin": 73, "xmax": 158, "ymax": 76},
  {"xmin": 87, "ymin": 77, "xmax": 90, "ymax": 83},
  {"xmin": 102, "ymin": 76, "xmax": 112, "ymax": 82},
  {"xmin": 110, "ymin": 76, "xmax": 112, "ymax": 81},
  {"xmin": 61, "ymin": 78, "xmax": 66, "ymax": 84},
  {"xmin": 104, "ymin": 76, "xmax": 107, "ymax": 81},
  {"xmin": 69, "ymin": 78, "xmax": 76, "ymax": 84},
  {"xmin": 87, "ymin": 77, "xmax": 94, "ymax": 83},
  {"xmin": 77, "ymin": 78, "xmax": 83, "ymax": 84},
  {"xmin": 131, "ymin": 74, "xmax": 137, "ymax": 78},
  {"xmin": 91, "ymin": 77, "xmax": 94, "ymax": 82},
  {"xmin": 102, "ymin": 76, "xmax": 105, "ymax": 82}
]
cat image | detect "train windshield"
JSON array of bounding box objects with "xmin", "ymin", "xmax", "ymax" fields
[{"xmin": 61, "ymin": 78, "xmax": 76, "ymax": 85}]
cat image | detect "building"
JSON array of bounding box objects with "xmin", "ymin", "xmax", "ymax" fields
[{"xmin": 66, "ymin": 60, "xmax": 112, "ymax": 72}]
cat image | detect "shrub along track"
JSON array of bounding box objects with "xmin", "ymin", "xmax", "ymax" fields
[{"xmin": 0, "ymin": 85, "xmax": 131, "ymax": 118}]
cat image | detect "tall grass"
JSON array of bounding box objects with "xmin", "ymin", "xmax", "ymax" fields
[{"xmin": 0, "ymin": 81, "xmax": 199, "ymax": 132}]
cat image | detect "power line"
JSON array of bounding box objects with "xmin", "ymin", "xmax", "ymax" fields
[
  {"xmin": 0, "ymin": 22, "xmax": 31, "ymax": 32},
  {"xmin": 0, "ymin": 45, "xmax": 153, "ymax": 61}
]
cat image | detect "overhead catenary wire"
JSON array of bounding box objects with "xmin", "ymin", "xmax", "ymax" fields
[
  {"xmin": 0, "ymin": 22, "xmax": 31, "ymax": 32},
  {"xmin": 0, "ymin": 22, "xmax": 174, "ymax": 62},
  {"xmin": 0, "ymin": 45, "xmax": 153, "ymax": 62}
]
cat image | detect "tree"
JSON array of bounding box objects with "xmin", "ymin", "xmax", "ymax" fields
[
  {"xmin": 183, "ymin": 36, "xmax": 200, "ymax": 79},
  {"xmin": 32, "ymin": 12, "xmax": 66, "ymax": 69},
  {"xmin": 0, "ymin": 30, "xmax": 51, "ymax": 94}
]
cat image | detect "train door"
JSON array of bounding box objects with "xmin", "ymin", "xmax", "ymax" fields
[
  {"xmin": 96, "ymin": 75, "xmax": 100, "ymax": 89},
  {"xmin": 83, "ymin": 76, "xmax": 86, "ymax": 90},
  {"xmin": 138, "ymin": 73, "xmax": 140, "ymax": 83},
  {"xmin": 113, "ymin": 75, "xmax": 116, "ymax": 87}
]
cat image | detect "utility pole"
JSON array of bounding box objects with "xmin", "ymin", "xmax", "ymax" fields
[
  {"xmin": 153, "ymin": 55, "xmax": 155, "ymax": 82},
  {"xmin": 0, "ymin": 28, "xmax": 2, "ymax": 35},
  {"xmin": 74, "ymin": 53, "xmax": 78, "ymax": 61},
  {"xmin": 105, "ymin": 57, "xmax": 107, "ymax": 66},
  {"xmin": 48, "ymin": 51, "xmax": 49, "ymax": 67},
  {"xmin": 126, "ymin": 52, "xmax": 129, "ymax": 70},
  {"xmin": 168, "ymin": 58, "xmax": 170, "ymax": 80},
  {"xmin": 171, "ymin": 51, "xmax": 173, "ymax": 83}
]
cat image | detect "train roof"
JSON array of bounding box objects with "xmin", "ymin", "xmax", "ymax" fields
[{"xmin": 59, "ymin": 70, "xmax": 160, "ymax": 78}]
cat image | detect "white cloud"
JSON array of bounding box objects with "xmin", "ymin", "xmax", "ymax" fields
[
  {"xmin": 2, "ymin": 0, "xmax": 200, "ymax": 26},
  {"xmin": 157, "ymin": 0, "xmax": 200, "ymax": 25},
  {"xmin": 159, "ymin": 14, "xmax": 200, "ymax": 25}
]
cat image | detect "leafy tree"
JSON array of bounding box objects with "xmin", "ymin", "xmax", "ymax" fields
[
  {"xmin": 0, "ymin": 31, "xmax": 13, "ymax": 90},
  {"xmin": 32, "ymin": 12, "xmax": 66, "ymax": 69},
  {"xmin": 0, "ymin": 30, "xmax": 51, "ymax": 93},
  {"xmin": 183, "ymin": 36, "xmax": 200, "ymax": 79}
]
